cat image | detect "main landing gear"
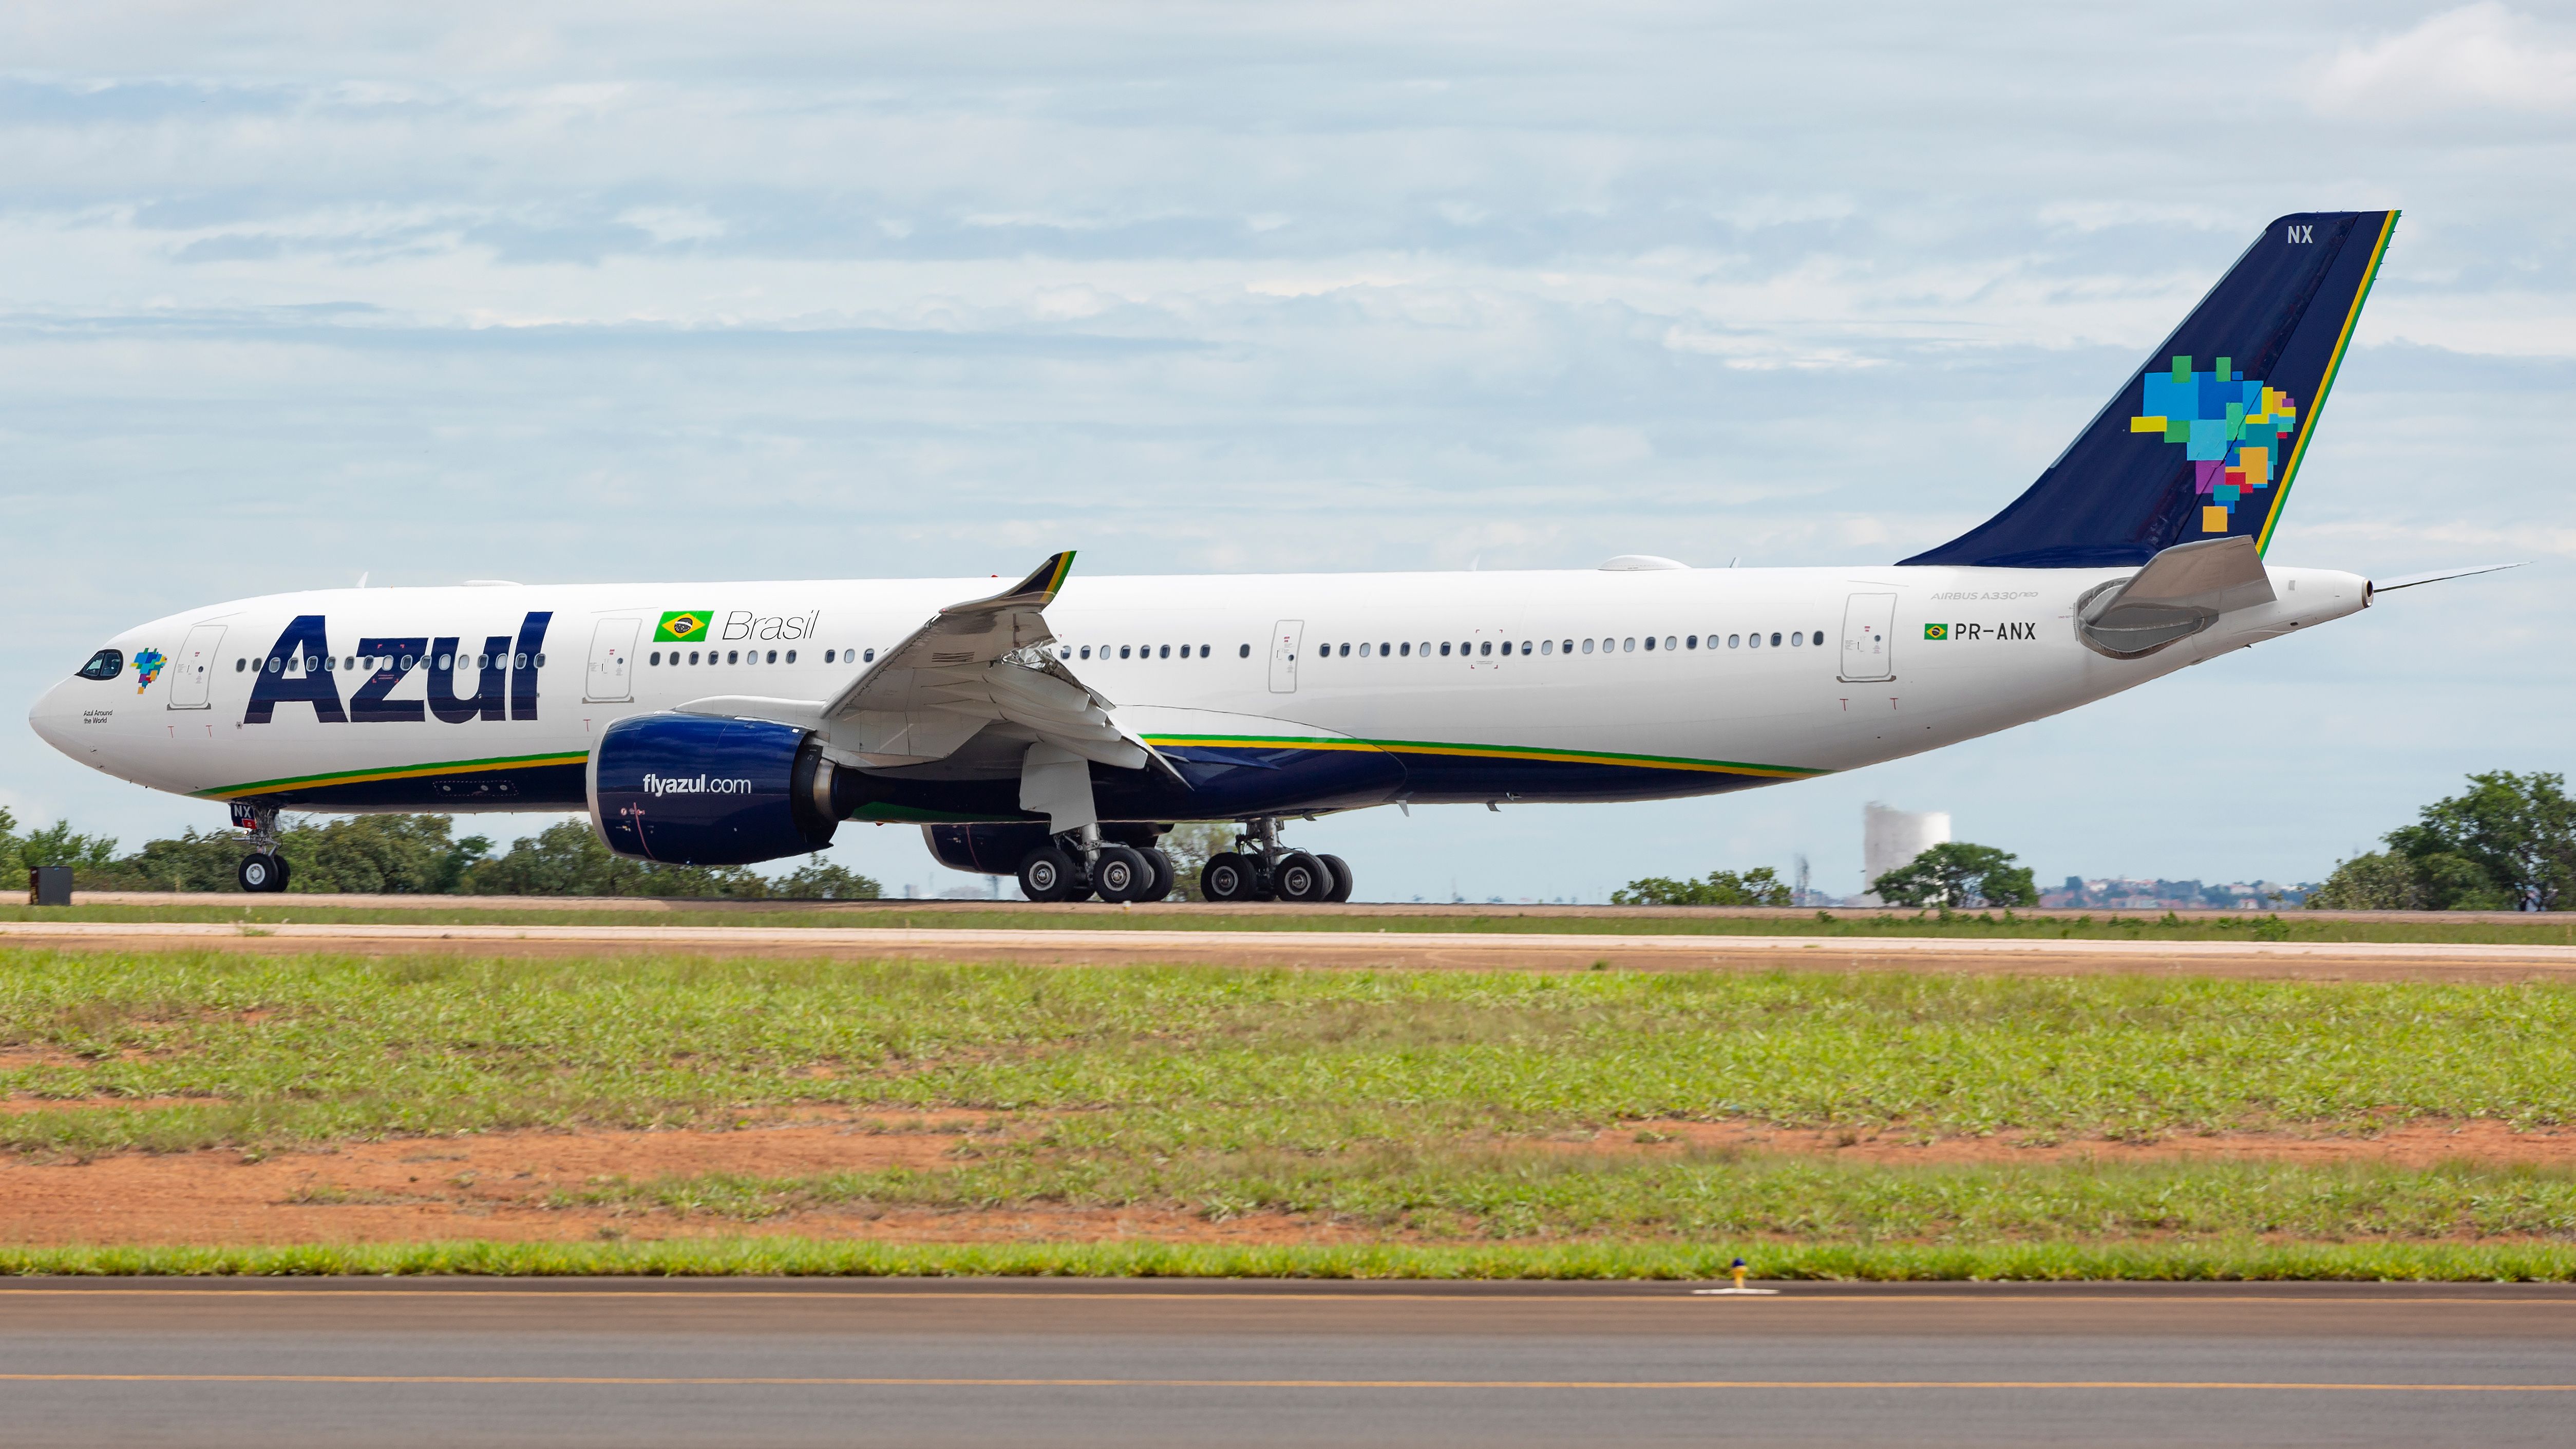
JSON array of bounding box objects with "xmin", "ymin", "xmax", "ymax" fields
[
  {"xmin": 1200, "ymin": 818, "xmax": 1353, "ymax": 905},
  {"xmin": 1017, "ymin": 826, "xmax": 1178, "ymax": 905},
  {"xmin": 232, "ymin": 803, "xmax": 290, "ymax": 894}
]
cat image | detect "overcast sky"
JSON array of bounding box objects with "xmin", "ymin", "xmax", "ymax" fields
[{"xmin": 5, "ymin": 2, "xmax": 2570, "ymax": 900}]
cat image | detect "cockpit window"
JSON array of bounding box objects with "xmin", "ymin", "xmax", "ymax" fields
[{"xmin": 75, "ymin": 649, "xmax": 123, "ymax": 681}]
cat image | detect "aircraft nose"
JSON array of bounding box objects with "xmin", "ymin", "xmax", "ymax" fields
[{"xmin": 27, "ymin": 678, "xmax": 79, "ymax": 758}]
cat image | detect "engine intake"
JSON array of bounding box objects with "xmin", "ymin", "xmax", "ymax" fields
[{"xmin": 589, "ymin": 712, "xmax": 839, "ymax": 866}]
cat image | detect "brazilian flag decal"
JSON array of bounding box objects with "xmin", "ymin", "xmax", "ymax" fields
[
  {"xmin": 655, "ymin": 610, "xmax": 713, "ymax": 644},
  {"xmin": 1924, "ymin": 623, "xmax": 1948, "ymax": 641}
]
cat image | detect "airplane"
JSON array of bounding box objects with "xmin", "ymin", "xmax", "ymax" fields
[{"xmin": 28, "ymin": 209, "xmax": 2501, "ymax": 902}]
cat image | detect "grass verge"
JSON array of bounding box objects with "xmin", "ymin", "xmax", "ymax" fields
[
  {"xmin": 7, "ymin": 1238, "xmax": 2576, "ymax": 1281},
  {"xmin": 9, "ymin": 901, "xmax": 2576, "ymax": 945}
]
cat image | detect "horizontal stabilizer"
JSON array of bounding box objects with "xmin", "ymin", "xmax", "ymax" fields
[{"xmin": 2078, "ymin": 536, "xmax": 2273, "ymax": 658}]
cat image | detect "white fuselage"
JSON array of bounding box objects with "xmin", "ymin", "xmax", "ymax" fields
[{"xmin": 30, "ymin": 561, "xmax": 2367, "ymax": 819}]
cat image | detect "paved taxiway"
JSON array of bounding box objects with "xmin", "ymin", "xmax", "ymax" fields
[
  {"xmin": 7, "ymin": 917, "xmax": 2575, "ymax": 980},
  {"xmin": 5, "ymin": 1278, "xmax": 2573, "ymax": 1447}
]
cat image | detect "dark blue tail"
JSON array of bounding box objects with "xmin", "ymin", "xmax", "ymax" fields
[{"xmin": 1901, "ymin": 211, "xmax": 2398, "ymax": 569}]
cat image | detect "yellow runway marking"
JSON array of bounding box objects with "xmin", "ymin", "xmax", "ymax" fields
[{"xmin": 1, "ymin": 1373, "xmax": 2570, "ymax": 1391}]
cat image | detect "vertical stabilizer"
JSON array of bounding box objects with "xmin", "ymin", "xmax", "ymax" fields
[{"xmin": 1902, "ymin": 211, "xmax": 2397, "ymax": 568}]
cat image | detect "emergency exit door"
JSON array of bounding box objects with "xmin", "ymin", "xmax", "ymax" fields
[
  {"xmin": 1268, "ymin": 619, "xmax": 1304, "ymax": 693},
  {"xmin": 1839, "ymin": 593, "xmax": 1897, "ymax": 682},
  {"xmin": 586, "ymin": 618, "xmax": 640, "ymax": 702}
]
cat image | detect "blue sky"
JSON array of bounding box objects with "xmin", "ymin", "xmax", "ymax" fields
[{"xmin": 5, "ymin": 2, "xmax": 2571, "ymax": 900}]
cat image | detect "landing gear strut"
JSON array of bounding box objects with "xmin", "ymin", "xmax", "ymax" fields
[
  {"xmin": 232, "ymin": 803, "xmax": 289, "ymax": 894},
  {"xmin": 1200, "ymin": 818, "xmax": 1354, "ymax": 905}
]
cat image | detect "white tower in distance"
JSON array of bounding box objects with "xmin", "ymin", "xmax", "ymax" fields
[{"xmin": 1860, "ymin": 802, "xmax": 1952, "ymax": 905}]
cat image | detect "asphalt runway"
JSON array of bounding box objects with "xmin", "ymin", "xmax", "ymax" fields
[
  {"xmin": 7, "ymin": 918, "xmax": 2576, "ymax": 981},
  {"xmin": 5, "ymin": 1278, "xmax": 2574, "ymax": 1447}
]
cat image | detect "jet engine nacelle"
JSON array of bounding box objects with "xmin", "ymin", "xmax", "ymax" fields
[{"xmin": 588, "ymin": 712, "xmax": 839, "ymax": 867}]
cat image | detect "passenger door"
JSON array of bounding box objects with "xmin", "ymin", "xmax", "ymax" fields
[
  {"xmin": 167, "ymin": 624, "xmax": 225, "ymax": 709},
  {"xmin": 1268, "ymin": 619, "xmax": 1304, "ymax": 693},
  {"xmin": 1839, "ymin": 594, "xmax": 1897, "ymax": 682},
  {"xmin": 586, "ymin": 618, "xmax": 640, "ymax": 702}
]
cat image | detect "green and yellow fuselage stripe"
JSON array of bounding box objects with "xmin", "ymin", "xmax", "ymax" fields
[
  {"xmin": 196, "ymin": 751, "xmax": 591, "ymax": 800},
  {"xmin": 1143, "ymin": 734, "xmax": 1824, "ymax": 780},
  {"xmin": 2257, "ymin": 210, "xmax": 2397, "ymax": 555}
]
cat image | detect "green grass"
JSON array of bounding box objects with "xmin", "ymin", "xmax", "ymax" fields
[
  {"xmin": 7, "ymin": 1237, "xmax": 2576, "ymax": 1281},
  {"xmin": 8, "ymin": 900, "xmax": 2576, "ymax": 946},
  {"xmin": 9, "ymin": 949, "xmax": 2576, "ymax": 1158},
  {"xmin": 15, "ymin": 948, "xmax": 2576, "ymax": 1275},
  {"xmin": 566, "ymin": 1155, "xmax": 2576, "ymax": 1243}
]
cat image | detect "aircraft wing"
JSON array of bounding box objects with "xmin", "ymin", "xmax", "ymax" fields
[{"xmin": 815, "ymin": 552, "xmax": 1164, "ymax": 771}]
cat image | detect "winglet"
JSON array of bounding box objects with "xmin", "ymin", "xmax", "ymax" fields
[{"xmin": 1001, "ymin": 551, "xmax": 1077, "ymax": 606}]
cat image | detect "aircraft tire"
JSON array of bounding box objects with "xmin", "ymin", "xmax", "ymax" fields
[
  {"xmin": 1272, "ymin": 851, "xmax": 1332, "ymax": 904},
  {"xmin": 1201, "ymin": 851, "xmax": 1258, "ymax": 902},
  {"xmin": 1091, "ymin": 844, "xmax": 1151, "ymax": 903},
  {"xmin": 1318, "ymin": 853, "xmax": 1354, "ymax": 903},
  {"xmin": 237, "ymin": 852, "xmax": 289, "ymax": 894},
  {"xmin": 1017, "ymin": 846, "xmax": 1082, "ymax": 903},
  {"xmin": 1138, "ymin": 848, "xmax": 1176, "ymax": 901}
]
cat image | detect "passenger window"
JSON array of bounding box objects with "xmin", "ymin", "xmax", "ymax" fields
[
  {"xmin": 1399, "ymin": 642, "xmax": 1411, "ymax": 656},
  {"xmin": 1440, "ymin": 642, "xmax": 1452, "ymax": 656},
  {"xmin": 1581, "ymin": 638, "xmax": 1593, "ymax": 654},
  {"xmin": 686, "ymin": 651, "xmax": 698, "ymax": 665},
  {"xmin": 75, "ymin": 648, "xmax": 123, "ymax": 681},
  {"xmin": 1623, "ymin": 637, "xmax": 1635, "ymax": 652},
  {"xmin": 1339, "ymin": 643, "xmax": 1349, "ymax": 657},
  {"xmin": 1749, "ymin": 634, "xmax": 1762, "ymax": 650},
  {"xmin": 1788, "ymin": 632, "xmax": 1801, "ymax": 648},
  {"xmin": 649, "ymin": 651, "xmax": 661, "ymax": 667},
  {"xmin": 1665, "ymin": 636, "xmax": 1677, "ymax": 651},
  {"xmin": 1729, "ymin": 634, "xmax": 1740, "ymax": 649},
  {"xmin": 726, "ymin": 650, "xmax": 738, "ymax": 664},
  {"xmin": 1202, "ymin": 645, "xmax": 1213, "ymax": 657},
  {"xmin": 1239, "ymin": 644, "xmax": 1251, "ymax": 657},
  {"xmin": 1479, "ymin": 641, "xmax": 1491, "ymax": 656},
  {"xmin": 1120, "ymin": 646, "xmax": 1131, "ymax": 659},
  {"xmin": 1080, "ymin": 646, "xmax": 1091, "ymax": 659},
  {"xmin": 1643, "ymin": 636, "xmax": 1655, "ymax": 651},
  {"xmin": 535, "ymin": 653, "xmax": 546, "ymax": 667},
  {"xmin": 234, "ymin": 658, "xmax": 245, "ymax": 672},
  {"xmin": 1159, "ymin": 645, "xmax": 1169, "ymax": 658},
  {"xmin": 1812, "ymin": 630, "xmax": 1825, "ymax": 646},
  {"xmin": 766, "ymin": 650, "xmax": 778, "ymax": 664},
  {"xmin": 1540, "ymin": 639, "xmax": 1554, "ymax": 655},
  {"xmin": 864, "ymin": 648, "xmax": 875, "ymax": 663},
  {"xmin": 785, "ymin": 650, "xmax": 797, "ymax": 664},
  {"xmin": 1769, "ymin": 632, "xmax": 1782, "ymax": 648},
  {"xmin": 1685, "ymin": 635, "xmax": 1697, "ymax": 650}
]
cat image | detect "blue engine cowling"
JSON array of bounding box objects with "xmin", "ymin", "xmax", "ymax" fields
[{"xmin": 588, "ymin": 712, "xmax": 838, "ymax": 866}]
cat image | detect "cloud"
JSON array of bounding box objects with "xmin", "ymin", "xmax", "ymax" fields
[{"xmin": 2308, "ymin": 4, "xmax": 2576, "ymax": 122}]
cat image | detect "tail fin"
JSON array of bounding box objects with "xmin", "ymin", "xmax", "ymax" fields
[{"xmin": 1901, "ymin": 211, "xmax": 2398, "ymax": 569}]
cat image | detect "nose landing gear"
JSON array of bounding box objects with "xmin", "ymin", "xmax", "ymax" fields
[
  {"xmin": 230, "ymin": 803, "xmax": 290, "ymax": 894},
  {"xmin": 1200, "ymin": 819, "xmax": 1354, "ymax": 904}
]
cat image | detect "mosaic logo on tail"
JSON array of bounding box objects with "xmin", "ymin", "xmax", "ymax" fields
[{"xmin": 2129, "ymin": 355, "xmax": 2300, "ymax": 534}]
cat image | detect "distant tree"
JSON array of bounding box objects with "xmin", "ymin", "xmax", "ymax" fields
[
  {"xmin": 1613, "ymin": 867, "xmax": 1793, "ymax": 907},
  {"xmin": 771, "ymin": 854, "xmax": 883, "ymax": 899},
  {"xmin": 279, "ymin": 815, "xmax": 491, "ymax": 894},
  {"xmin": 2384, "ymin": 770, "xmax": 2574, "ymax": 911},
  {"xmin": 459, "ymin": 818, "xmax": 779, "ymax": 898},
  {"xmin": 2304, "ymin": 851, "xmax": 2502, "ymax": 911},
  {"xmin": 17, "ymin": 818, "xmax": 120, "ymax": 872},
  {"xmin": 1872, "ymin": 842, "xmax": 2037, "ymax": 909}
]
